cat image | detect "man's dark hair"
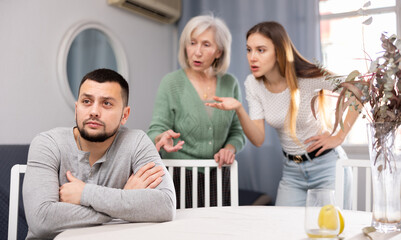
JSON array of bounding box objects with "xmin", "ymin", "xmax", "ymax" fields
[{"xmin": 78, "ymin": 68, "xmax": 129, "ymax": 106}]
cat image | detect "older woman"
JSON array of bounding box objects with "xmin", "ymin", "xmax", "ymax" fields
[{"xmin": 147, "ymin": 15, "xmax": 245, "ymax": 208}]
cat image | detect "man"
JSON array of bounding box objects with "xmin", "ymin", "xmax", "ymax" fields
[{"xmin": 23, "ymin": 69, "xmax": 176, "ymax": 239}]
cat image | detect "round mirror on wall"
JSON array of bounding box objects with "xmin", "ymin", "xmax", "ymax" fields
[
  {"xmin": 57, "ymin": 21, "xmax": 128, "ymax": 110},
  {"xmin": 67, "ymin": 29, "xmax": 118, "ymax": 99}
]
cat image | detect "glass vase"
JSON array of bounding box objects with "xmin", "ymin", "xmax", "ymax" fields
[{"xmin": 367, "ymin": 122, "xmax": 401, "ymax": 233}]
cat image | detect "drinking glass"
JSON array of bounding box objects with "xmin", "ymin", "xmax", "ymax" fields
[{"xmin": 305, "ymin": 189, "xmax": 340, "ymax": 239}]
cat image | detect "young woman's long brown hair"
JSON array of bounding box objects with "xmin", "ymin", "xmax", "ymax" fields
[{"xmin": 246, "ymin": 21, "xmax": 330, "ymax": 142}]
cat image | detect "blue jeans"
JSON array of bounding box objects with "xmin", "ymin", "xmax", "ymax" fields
[{"xmin": 275, "ymin": 147, "xmax": 351, "ymax": 208}]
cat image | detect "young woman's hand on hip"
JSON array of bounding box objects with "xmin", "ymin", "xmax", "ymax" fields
[{"xmin": 304, "ymin": 131, "xmax": 344, "ymax": 156}]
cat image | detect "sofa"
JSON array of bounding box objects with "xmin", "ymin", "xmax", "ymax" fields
[{"xmin": 0, "ymin": 145, "xmax": 29, "ymax": 240}]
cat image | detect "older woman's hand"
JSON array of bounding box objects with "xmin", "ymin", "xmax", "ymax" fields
[
  {"xmin": 214, "ymin": 147, "xmax": 236, "ymax": 168},
  {"xmin": 155, "ymin": 130, "xmax": 185, "ymax": 152}
]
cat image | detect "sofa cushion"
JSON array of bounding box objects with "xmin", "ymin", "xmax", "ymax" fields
[{"xmin": 0, "ymin": 145, "xmax": 29, "ymax": 240}]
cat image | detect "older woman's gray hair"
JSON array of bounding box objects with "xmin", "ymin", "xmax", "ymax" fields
[{"xmin": 178, "ymin": 15, "xmax": 232, "ymax": 76}]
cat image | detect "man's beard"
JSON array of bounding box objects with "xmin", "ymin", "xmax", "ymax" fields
[{"xmin": 76, "ymin": 119, "xmax": 119, "ymax": 142}]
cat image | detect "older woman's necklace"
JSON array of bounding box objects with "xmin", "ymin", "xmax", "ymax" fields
[
  {"xmin": 203, "ymin": 85, "xmax": 212, "ymax": 100},
  {"xmin": 186, "ymin": 70, "xmax": 216, "ymax": 100},
  {"xmin": 200, "ymin": 78, "xmax": 216, "ymax": 100}
]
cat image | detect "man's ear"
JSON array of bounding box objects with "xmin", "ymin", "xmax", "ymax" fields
[{"xmin": 120, "ymin": 106, "xmax": 131, "ymax": 125}]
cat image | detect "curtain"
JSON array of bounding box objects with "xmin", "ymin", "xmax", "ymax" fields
[{"xmin": 177, "ymin": 0, "xmax": 321, "ymax": 203}]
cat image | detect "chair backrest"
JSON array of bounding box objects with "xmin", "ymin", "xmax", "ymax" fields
[
  {"xmin": 8, "ymin": 164, "xmax": 27, "ymax": 240},
  {"xmin": 162, "ymin": 159, "xmax": 238, "ymax": 209},
  {"xmin": 335, "ymin": 159, "xmax": 371, "ymax": 211}
]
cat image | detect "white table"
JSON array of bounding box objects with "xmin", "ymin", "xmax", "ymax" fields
[{"xmin": 54, "ymin": 206, "xmax": 401, "ymax": 240}]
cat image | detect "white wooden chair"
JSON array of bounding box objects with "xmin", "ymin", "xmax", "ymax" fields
[
  {"xmin": 8, "ymin": 164, "xmax": 27, "ymax": 240},
  {"xmin": 335, "ymin": 159, "xmax": 371, "ymax": 211},
  {"xmin": 162, "ymin": 159, "xmax": 238, "ymax": 209}
]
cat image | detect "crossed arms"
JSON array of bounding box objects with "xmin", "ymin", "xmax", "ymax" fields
[
  {"xmin": 59, "ymin": 162, "xmax": 164, "ymax": 205},
  {"xmin": 23, "ymin": 132, "xmax": 176, "ymax": 239}
]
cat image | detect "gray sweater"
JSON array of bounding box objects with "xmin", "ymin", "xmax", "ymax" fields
[{"xmin": 22, "ymin": 127, "xmax": 176, "ymax": 239}]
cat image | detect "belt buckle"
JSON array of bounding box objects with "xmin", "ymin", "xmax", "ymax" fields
[{"xmin": 294, "ymin": 155, "xmax": 303, "ymax": 163}]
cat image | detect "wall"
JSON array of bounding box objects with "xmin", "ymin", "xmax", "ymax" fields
[{"xmin": 0, "ymin": 0, "xmax": 176, "ymax": 144}]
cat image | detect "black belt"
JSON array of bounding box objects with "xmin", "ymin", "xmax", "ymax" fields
[{"xmin": 283, "ymin": 148, "xmax": 333, "ymax": 163}]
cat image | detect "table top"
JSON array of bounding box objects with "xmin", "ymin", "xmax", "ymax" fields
[{"xmin": 55, "ymin": 206, "xmax": 401, "ymax": 240}]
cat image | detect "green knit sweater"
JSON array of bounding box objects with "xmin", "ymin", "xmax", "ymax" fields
[{"xmin": 147, "ymin": 69, "xmax": 245, "ymax": 159}]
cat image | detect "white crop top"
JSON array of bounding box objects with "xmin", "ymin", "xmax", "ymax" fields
[{"xmin": 244, "ymin": 74, "xmax": 335, "ymax": 155}]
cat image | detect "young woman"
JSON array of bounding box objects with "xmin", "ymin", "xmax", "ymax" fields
[
  {"xmin": 207, "ymin": 21, "xmax": 355, "ymax": 206},
  {"xmin": 147, "ymin": 15, "xmax": 245, "ymax": 208}
]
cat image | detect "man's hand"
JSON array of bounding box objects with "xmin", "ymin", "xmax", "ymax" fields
[
  {"xmin": 205, "ymin": 96, "xmax": 242, "ymax": 111},
  {"xmin": 214, "ymin": 147, "xmax": 236, "ymax": 168},
  {"xmin": 155, "ymin": 130, "xmax": 185, "ymax": 152},
  {"xmin": 124, "ymin": 162, "xmax": 165, "ymax": 190},
  {"xmin": 59, "ymin": 171, "xmax": 85, "ymax": 205}
]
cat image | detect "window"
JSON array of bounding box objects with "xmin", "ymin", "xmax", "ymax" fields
[{"xmin": 319, "ymin": 0, "xmax": 400, "ymax": 146}]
